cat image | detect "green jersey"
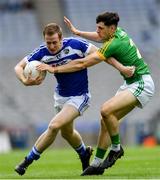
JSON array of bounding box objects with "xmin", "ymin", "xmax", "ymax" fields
[{"xmin": 98, "ymin": 27, "xmax": 150, "ymax": 84}]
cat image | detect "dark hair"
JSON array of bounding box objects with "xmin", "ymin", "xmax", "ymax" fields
[
  {"xmin": 96, "ymin": 12, "xmax": 119, "ymax": 27},
  {"xmin": 43, "ymin": 23, "xmax": 62, "ymax": 39}
]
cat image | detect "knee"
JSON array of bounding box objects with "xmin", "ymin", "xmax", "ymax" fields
[
  {"xmin": 48, "ymin": 123, "xmax": 60, "ymax": 134},
  {"xmin": 100, "ymin": 104, "xmax": 112, "ymax": 119}
]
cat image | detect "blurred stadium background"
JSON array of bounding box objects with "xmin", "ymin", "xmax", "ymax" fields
[{"xmin": 0, "ymin": 0, "xmax": 160, "ymax": 152}]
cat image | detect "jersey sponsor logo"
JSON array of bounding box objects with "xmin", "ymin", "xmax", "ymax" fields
[
  {"xmin": 56, "ymin": 53, "xmax": 61, "ymax": 59},
  {"xmin": 41, "ymin": 56, "xmax": 57, "ymax": 63},
  {"xmin": 56, "ymin": 59, "xmax": 71, "ymax": 66},
  {"xmin": 42, "ymin": 55, "xmax": 71, "ymax": 66},
  {"xmin": 51, "ymin": 59, "xmax": 72, "ymax": 67}
]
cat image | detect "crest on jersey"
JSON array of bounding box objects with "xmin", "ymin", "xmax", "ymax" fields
[{"xmin": 63, "ymin": 49, "xmax": 69, "ymax": 54}]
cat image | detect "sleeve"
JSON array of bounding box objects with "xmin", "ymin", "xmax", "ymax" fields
[
  {"xmin": 71, "ymin": 38, "xmax": 92, "ymax": 56},
  {"xmin": 96, "ymin": 51, "xmax": 106, "ymax": 60},
  {"xmin": 26, "ymin": 46, "xmax": 43, "ymax": 62},
  {"xmin": 98, "ymin": 38, "xmax": 115, "ymax": 58}
]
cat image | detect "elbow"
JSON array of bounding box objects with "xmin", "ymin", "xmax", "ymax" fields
[
  {"xmin": 14, "ymin": 64, "xmax": 22, "ymax": 75},
  {"xmin": 14, "ymin": 65, "xmax": 18, "ymax": 73},
  {"xmin": 107, "ymin": 60, "xmax": 112, "ymax": 65},
  {"xmin": 14, "ymin": 64, "xmax": 21, "ymax": 74}
]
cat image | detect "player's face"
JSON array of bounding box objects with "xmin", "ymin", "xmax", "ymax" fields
[
  {"xmin": 96, "ymin": 22, "xmax": 115, "ymax": 41},
  {"xmin": 44, "ymin": 33, "xmax": 62, "ymax": 54}
]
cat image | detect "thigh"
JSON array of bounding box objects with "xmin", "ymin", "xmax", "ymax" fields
[
  {"xmin": 50, "ymin": 105, "xmax": 79, "ymax": 128},
  {"xmin": 114, "ymin": 103, "xmax": 135, "ymax": 120},
  {"xmin": 67, "ymin": 93, "xmax": 91, "ymax": 115},
  {"xmin": 102, "ymin": 89, "xmax": 139, "ymax": 118},
  {"xmin": 61, "ymin": 121, "xmax": 74, "ymax": 134}
]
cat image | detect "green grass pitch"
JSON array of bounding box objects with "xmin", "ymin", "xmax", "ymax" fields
[{"xmin": 0, "ymin": 146, "xmax": 160, "ymax": 179}]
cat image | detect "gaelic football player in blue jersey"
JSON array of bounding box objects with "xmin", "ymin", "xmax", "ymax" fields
[{"xmin": 14, "ymin": 23, "xmax": 135, "ymax": 176}]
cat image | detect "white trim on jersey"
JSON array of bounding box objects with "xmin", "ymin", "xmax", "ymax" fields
[
  {"xmin": 84, "ymin": 43, "xmax": 93, "ymax": 56},
  {"xmin": 41, "ymin": 46, "xmax": 86, "ymax": 64}
]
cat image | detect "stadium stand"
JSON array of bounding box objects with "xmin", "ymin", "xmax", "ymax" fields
[
  {"xmin": 0, "ymin": 0, "xmax": 160, "ymax": 147},
  {"xmin": 0, "ymin": 0, "xmax": 41, "ymax": 58},
  {"xmin": 64, "ymin": 0, "xmax": 160, "ymax": 54}
]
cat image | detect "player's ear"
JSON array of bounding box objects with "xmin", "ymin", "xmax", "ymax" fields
[
  {"xmin": 110, "ymin": 25, "xmax": 116, "ymax": 32},
  {"xmin": 60, "ymin": 35, "xmax": 63, "ymax": 41},
  {"xmin": 59, "ymin": 36, "xmax": 63, "ymax": 45}
]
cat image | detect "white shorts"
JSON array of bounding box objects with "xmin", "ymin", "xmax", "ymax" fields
[
  {"xmin": 117, "ymin": 74, "xmax": 155, "ymax": 108},
  {"xmin": 54, "ymin": 92, "xmax": 91, "ymax": 115}
]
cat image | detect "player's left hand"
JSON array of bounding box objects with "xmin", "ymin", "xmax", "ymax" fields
[
  {"xmin": 123, "ymin": 66, "xmax": 135, "ymax": 77},
  {"xmin": 36, "ymin": 64, "xmax": 55, "ymax": 73}
]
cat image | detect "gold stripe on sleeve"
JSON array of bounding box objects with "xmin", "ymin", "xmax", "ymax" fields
[
  {"xmin": 96, "ymin": 51, "xmax": 106, "ymax": 61},
  {"xmin": 99, "ymin": 37, "xmax": 114, "ymax": 54}
]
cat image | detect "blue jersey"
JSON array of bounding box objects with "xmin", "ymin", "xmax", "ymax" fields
[{"xmin": 26, "ymin": 37, "xmax": 92, "ymax": 97}]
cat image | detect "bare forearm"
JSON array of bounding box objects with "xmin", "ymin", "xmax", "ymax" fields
[
  {"xmin": 107, "ymin": 58, "xmax": 125, "ymax": 72},
  {"xmin": 76, "ymin": 31, "xmax": 102, "ymax": 42},
  {"xmin": 55, "ymin": 52, "xmax": 102, "ymax": 73},
  {"xmin": 14, "ymin": 65, "xmax": 26, "ymax": 83},
  {"xmin": 64, "ymin": 16, "xmax": 101, "ymax": 42},
  {"xmin": 106, "ymin": 57, "xmax": 135, "ymax": 77},
  {"xmin": 55, "ymin": 60, "xmax": 85, "ymax": 73}
]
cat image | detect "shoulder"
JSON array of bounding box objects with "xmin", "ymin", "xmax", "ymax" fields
[
  {"xmin": 99, "ymin": 37, "xmax": 119, "ymax": 57},
  {"xmin": 32, "ymin": 43, "xmax": 48, "ymax": 54},
  {"xmin": 106, "ymin": 27, "xmax": 128, "ymax": 48},
  {"xmin": 62, "ymin": 37, "xmax": 91, "ymax": 53},
  {"xmin": 63, "ymin": 37, "xmax": 89, "ymax": 46},
  {"xmin": 115, "ymin": 27, "xmax": 129, "ymax": 40},
  {"xmin": 27, "ymin": 43, "xmax": 48, "ymax": 60},
  {"xmin": 100, "ymin": 37, "xmax": 115, "ymax": 51}
]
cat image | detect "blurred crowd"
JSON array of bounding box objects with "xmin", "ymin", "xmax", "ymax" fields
[{"xmin": 0, "ymin": 0, "xmax": 34, "ymax": 11}]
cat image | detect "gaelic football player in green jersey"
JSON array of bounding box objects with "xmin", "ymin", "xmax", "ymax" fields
[{"xmin": 37, "ymin": 12, "xmax": 155, "ymax": 176}]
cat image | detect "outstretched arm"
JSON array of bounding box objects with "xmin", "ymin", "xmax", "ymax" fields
[
  {"xmin": 37, "ymin": 53, "xmax": 135, "ymax": 77},
  {"xmin": 37, "ymin": 52, "xmax": 102, "ymax": 73},
  {"xmin": 64, "ymin": 16, "xmax": 102, "ymax": 42}
]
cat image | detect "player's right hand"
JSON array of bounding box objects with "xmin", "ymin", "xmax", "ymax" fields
[{"xmin": 22, "ymin": 72, "xmax": 42, "ymax": 86}]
